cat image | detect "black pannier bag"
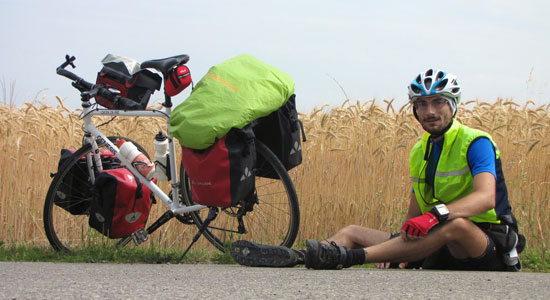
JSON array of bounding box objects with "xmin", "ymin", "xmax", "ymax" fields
[
  {"xmin": 89, "ymin": 168, "xmax": 154, "ymax": 238},
  {"xmin": 253, "ymin": 94, "xmax": 306, "ymax": 178},
  {"xmin": 95, "ymin": 54, "xmax": 162, "ymax": 110},
  {"xmin": 54, "ymin": 149, "xmax": 121, "ymax": 215},
  {"xmin": 181, "ymin": 126, "xmax": 256, "ymax": 208}
]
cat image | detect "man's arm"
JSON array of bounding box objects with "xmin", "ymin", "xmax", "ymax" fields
[
  {"xmin": 401, "ymin": 192, "xmax": 422, "ymax": 241},
  {"xmin": 446, "ymin": 137, "xmax": 498, "ymax": 219},
  {"xmin": 446, "ymin": 171, "xmax": 496, "ymax": 220},
  {"xmin": 405, "ymin": 191, "xmax": 421, "ymax": 221},
  {"xmin": 402, "ymin": 172, "xmax": 496, "ymax": 238},
  {"xmin": 402, "ymin": 138, "xmax": 498, "ymax": 237}
]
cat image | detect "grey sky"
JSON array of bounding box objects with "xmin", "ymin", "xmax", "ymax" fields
[{"xmin": 1, "ymin": 0, "xmax": 549, "ymax": 112}]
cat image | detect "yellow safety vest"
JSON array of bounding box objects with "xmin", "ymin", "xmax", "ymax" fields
[{"xmin": 410, "ymin": 121, "xmax": 500, "ymax": 224}]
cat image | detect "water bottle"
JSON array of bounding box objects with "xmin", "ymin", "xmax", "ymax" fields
[
  {"xmin": 153, "ymin": 131, "xmax": 170, "ymax": 181},
  {"xmin": 117, "ymin": 139, "xmax": 155, "ymax": 180}
]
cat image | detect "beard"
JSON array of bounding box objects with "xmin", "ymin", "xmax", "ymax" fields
[{"xmin": 420, "ymin": 117, "xmax": 453, "ymax": 138}]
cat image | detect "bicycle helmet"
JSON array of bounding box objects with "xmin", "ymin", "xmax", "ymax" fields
[{"xmin": 408, "ymin": 68, "xmax": 461, "ymax": 117}]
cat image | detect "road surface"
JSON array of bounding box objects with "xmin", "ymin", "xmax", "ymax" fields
[{"xmin": 1, "ymin": 262, "xmax": 549, "ymax": 299}]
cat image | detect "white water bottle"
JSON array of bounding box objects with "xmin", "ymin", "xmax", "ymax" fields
[
  {"xmin": 117, "ymin": 139, "xmax": 155, "ymax": 180},
  {"xmin": 153, "ymin": 131, "xmax": 169, "ymax": 181}
]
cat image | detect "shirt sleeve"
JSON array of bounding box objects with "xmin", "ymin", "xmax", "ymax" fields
[{"xmin": 467, "ymin": 137, "xmax": 497, "ymax": 179}]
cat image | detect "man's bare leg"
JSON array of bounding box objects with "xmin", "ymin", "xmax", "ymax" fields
[
  {"xmin": 364, "ymin": 218, "xmax": 489, "ymax": 264},
  {"xmin": 323, "ymin": 225, "xmax": 392, "ymax": 249}
]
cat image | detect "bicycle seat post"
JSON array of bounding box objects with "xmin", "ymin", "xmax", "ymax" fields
[{"xmin": 163, "ymin": 93, "xmax": 173, "ymax": 108}]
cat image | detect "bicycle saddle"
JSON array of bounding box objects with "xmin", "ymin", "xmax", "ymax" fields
[{"xmin": 141, "ymin": 54, "xmax": 190, "ymax": 74}]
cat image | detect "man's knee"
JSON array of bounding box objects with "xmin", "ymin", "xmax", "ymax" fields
[
  {"xmin": 330, "ymin": 225, "xmax": 388, "ymax": 248},
  {"xmin": 437, "ymin": 218, "xmax": 491, "ymax": 259},
  {"xmin": 335, "ymin": 225, "xmax": 363, "ymax": 238},
  {"xmin": 440, "ymin": 217, "xmax": 482, "ymax": 241}
]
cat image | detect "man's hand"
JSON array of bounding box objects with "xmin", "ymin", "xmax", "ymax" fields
[{"xmin": 401, "ymin": 212, "xmax": 440, "ymax": 237}]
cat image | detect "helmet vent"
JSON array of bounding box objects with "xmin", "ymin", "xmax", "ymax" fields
[
  {"xmin": 435, "ymin": 79, "xmax": 447, "ymax": 91},
  {"xmin": 436, "ymin": 71, "xmax": 444, "ymax": 81},
  {"xmin": 415, "ymin": 75, "xmax": 422, "ymax": 84},
  {"xmin": 425, "ymin": 69, "xmax": 433, "ymax": 77},
  {"xmin": 411, "ymin": 85, "xmax": 422, "ymax": 94},
  {"xmin": 424, "ymin": 78, "xmax": 432, "ymax": 90},
  {"xmin": 452, "ymin": 88, "xmax": 460, "ymax": 93}
]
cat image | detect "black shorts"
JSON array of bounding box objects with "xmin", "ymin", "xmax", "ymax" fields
[{"xmin": 390, "ymin": 229, "xmax": 509, "ymax": 271}]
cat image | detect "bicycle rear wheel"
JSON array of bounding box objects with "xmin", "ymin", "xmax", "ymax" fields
[
  {"xmin": 43, "ymin": 136, "xmax": 149, "ymax": 251},
  {"xmin": 180, "ymin": 139, "xmax": 300, "ymax": 252}
]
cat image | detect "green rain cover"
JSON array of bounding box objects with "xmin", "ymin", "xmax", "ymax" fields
[{"xmin": 169, "ymin": 54, "xmax": 295, "ymax": 149}]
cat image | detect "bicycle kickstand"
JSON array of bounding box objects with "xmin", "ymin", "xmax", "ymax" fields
[{"xmin": 177, "ymin": 207, "xmax": 219, "ymax": 264}]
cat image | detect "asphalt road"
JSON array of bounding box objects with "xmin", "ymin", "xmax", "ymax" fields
[{"xmin": 1, "ymin": 262, "xmax": 549, "ymax": 299}]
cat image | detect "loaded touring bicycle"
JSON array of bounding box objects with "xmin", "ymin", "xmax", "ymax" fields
[{"xmin": 44, "ymin": 53, "xmax": 305, "ymax": 259}]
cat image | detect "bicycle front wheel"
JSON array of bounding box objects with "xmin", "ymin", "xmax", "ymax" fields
[
  {"xmin": 43, "ymin": 136, "xmax": 149, "ymax": 251},
  {"xmin": 180, "ymin": 139, "xmax": 300, "ymax": 252}
]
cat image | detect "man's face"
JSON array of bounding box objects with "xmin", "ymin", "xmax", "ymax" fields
[{"xmin": 413, "ymin": 95, "xmax": 453, "ymax": 137}]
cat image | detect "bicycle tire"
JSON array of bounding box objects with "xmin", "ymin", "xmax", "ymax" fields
[
  {"xmin": 180, "ymin": 138, "xmax": 300, "ymax": 252},
  {"xmin": 43, "ymin": 136, "xmax": 149, "ymax": 251}
]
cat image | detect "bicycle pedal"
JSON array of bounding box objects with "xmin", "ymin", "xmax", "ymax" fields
[{"xmin": 132, "ymin": 228, "xmax": 149, "ymax": 245}]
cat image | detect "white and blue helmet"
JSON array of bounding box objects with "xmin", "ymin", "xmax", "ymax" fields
[{"xmin": 408, "ymin": 69, "xmax": 461, "ymax": 115}]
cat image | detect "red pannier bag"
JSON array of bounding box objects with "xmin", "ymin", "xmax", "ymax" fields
[
  {"xmin": 181, "ymin": 126, "xmax": 256, "ymax": 208},
  {"xmin": 54, "ymin": 149, "xmax": 121, "ymax": 215},
  {"xmin": 89, "ymin": 168, "xmax": 155, "ymax": 238}
]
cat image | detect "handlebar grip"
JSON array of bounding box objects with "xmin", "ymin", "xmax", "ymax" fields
[
  {"xmin": 57, "ymin": 67, "xmax": 95, "ymax": 91},
  {"xmin": 56, "ymin": 68, "xmax": 81, "ymax": 82}
]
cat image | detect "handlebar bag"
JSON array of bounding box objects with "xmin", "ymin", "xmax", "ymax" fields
[
  {"xmin": 89, "ymin": 167, "xmax": 154, "ymax": 238},
  {"xmin": 170, "ymin": 54, "xmax": 294, "ymax": 150},
  {"xmin": 53, "ymin": 149, "xmax": 121, "ymax": 215},
  {"xmin": 181, "ymin": 126, "xmax": 256, "ymax": 208},
  {"xmin": 253, "ymin": 94, "xmax": 306, "ymax": 178},
  {"xmin": 95, "ymin": 54, "xmax": 162, "ymax": 110}
]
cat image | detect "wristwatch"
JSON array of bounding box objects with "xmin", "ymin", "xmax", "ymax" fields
[{"xmin": 430, "ymin": 204, "xmax": 450, "ymax": 222}]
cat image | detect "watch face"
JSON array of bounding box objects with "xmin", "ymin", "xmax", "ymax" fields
[{"xmin": 436, "ymin": 204, "xmax": 449, "ymax": 215}]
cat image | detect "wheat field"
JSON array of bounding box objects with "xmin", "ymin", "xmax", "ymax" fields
[{"xmin": 1, "ymin": 98, "xmax": 549, "ymax": 254}]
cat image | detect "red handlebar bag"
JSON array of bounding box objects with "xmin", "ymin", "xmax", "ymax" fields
[{"xmin": 95, "ymin": 54, "xmax": 161, "ymax": 110}]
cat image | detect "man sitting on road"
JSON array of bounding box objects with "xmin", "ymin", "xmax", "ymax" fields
[{"xmin": 231, "ymin": 69, "xmax": 525, "ymax": 271}]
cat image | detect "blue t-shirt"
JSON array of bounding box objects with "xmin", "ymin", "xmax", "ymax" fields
[{"xmin": 424, "ymin": 137, "xmax": 496, "ymax": 188}]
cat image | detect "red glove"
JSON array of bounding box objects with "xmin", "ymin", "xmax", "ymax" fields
[{"xmin": 401, "ymin": 212, "xmax": 439, "ymax": 237}]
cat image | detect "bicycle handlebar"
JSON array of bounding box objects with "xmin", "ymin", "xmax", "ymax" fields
[
  {"xmin": 56, "ymin": 54, "xmax": 120, "ymax": 104},
  {"xmin": 56, "ymin": 55, "xmax": 89, "ymax": 85}
]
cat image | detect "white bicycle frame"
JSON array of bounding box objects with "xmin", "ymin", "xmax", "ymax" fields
[{"xmin": 79, "ymin": 104, "xmax": 206, "ymax": 216}]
